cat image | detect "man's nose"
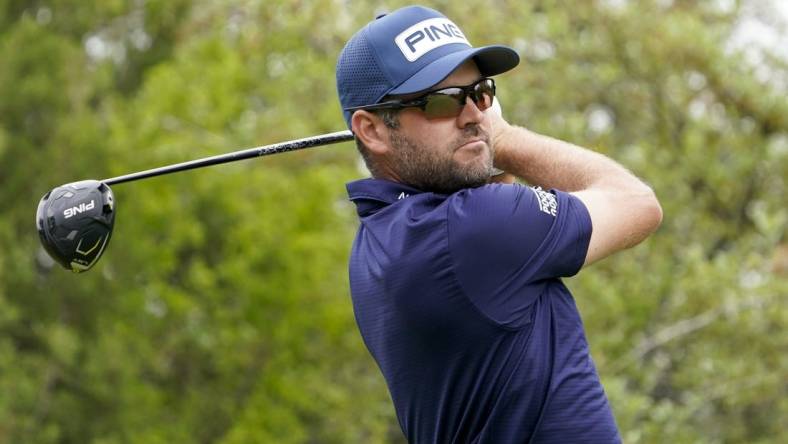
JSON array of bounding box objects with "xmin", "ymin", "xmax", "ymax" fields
[{"xmin": 456, "ymin": 96, "xmax": 485, "ymax": 128}]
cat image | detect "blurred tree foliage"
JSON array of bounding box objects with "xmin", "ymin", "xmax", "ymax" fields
[{"xmin": 0, "ymin": 0, "xmax": 785, "ymax": 442}]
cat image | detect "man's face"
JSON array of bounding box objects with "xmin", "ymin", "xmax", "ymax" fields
[{"xmin": 385, "ymin": 61, "xmax": 495, "ymax": 194}]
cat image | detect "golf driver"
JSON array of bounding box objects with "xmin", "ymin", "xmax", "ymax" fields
[{"xmin": 36, "ymin": 130, "xmax": 354, "ymax": 273}]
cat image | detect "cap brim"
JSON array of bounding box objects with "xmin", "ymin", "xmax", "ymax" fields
[{"xmin": 389, "ymin": 45, "xmax": 519, "ymax": 95}]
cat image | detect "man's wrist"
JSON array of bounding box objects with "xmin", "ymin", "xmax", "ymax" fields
[{"xmin": 493, "ymin": 124, "xmax": 531, "ymax": 167}]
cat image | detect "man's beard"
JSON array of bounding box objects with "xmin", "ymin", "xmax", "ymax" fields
[{"xmin": 388, "ymin": 125, "xmax": 494, "ymax": 194}]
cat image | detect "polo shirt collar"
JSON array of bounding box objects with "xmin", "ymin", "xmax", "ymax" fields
[{"xmin": 347, "ymin": 178, "xmax": 426, "ymax": 217}]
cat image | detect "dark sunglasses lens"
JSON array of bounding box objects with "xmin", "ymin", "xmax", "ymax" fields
[
  {"xmin": 420, "ymin": 79, "xmax": 496, "ymax": 119},
  {"xmin": 470, "ymin": 79, "xmax": 495, "ymax": 111},
  {"xmin": 423, "ymin": 91, "xmax": 465, "ymax": 118},
  {"xmin": 474, "ymin": 80, "xmax": 495, "ymax": 110}
]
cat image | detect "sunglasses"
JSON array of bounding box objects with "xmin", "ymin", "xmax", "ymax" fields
[{"xmin": 345, "ymin": 78, "xmax": 496, "ymax": 120}]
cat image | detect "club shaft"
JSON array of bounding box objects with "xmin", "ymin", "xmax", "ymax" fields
[{"xmin": 102, "ymin": 130, "xmax": 354, "ymax": 185}]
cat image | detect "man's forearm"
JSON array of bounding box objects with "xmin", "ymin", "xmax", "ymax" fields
[
  {"xmin": 493, "ymin": 124, "xmax": 650, "ymax": 193},
  {"xmin": 491, "ymin": 121, "xmax": 663, "ymax": 265}
]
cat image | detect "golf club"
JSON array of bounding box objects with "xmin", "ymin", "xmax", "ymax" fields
[{"xmin": 36, "ymin": 130, "xmax": 354, "ymax": 273}]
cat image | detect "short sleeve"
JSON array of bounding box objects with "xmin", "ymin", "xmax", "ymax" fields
[{"xmin": 446, "ymin": 183, "xmax": 592, "ymax": 327}]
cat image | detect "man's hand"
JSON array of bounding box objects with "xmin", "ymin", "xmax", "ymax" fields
[
  {"xmin": 488, "ymin": 97, "xmax": 513, "ymax": 152},
  {"xmin": 487, "ymin": 98, "xmax": 516, "ymax": 184}
]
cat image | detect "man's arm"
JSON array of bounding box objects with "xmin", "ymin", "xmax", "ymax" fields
[{"xmin": 491, "ymin": 116, "xmax": 663, "ymax": 267}]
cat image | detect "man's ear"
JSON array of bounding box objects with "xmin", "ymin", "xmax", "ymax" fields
[{"xmin": 351, "ymin": 110, "xmax": 391, "ymax": 155}]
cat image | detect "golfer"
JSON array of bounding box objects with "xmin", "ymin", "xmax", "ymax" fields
[{"xmin": 337, "ymin": 5, "xmax": 662, "ymax": 443}]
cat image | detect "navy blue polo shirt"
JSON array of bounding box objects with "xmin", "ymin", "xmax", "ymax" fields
[{"xmin": 347, "ymin": 178, "xmax": 621, "ymax": 443}]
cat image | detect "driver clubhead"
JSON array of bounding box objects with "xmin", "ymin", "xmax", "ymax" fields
[{"xmin": 36, "ymin": 180, "xmax": 115, "ymax": 273}]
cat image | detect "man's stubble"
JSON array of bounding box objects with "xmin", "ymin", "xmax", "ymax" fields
[{"xmin": 388, "ymin": 125, "xmax": 494, "ymax": 194}]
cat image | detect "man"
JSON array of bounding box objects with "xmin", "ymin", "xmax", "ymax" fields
[{"xmin": 336, "ymin": 5, "xmax": 662, "ymax": 443}]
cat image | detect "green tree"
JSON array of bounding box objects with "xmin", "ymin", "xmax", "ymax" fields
[{"xmin": 0, "ymin": 0, "xmax": 784, "ymax": 443}]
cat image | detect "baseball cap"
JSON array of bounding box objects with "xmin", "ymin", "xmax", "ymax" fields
[{"xmin": 336, "ymin": 5, "xmax": 520, "ymax": 128}]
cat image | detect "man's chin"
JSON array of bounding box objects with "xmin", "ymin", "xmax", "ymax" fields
[
  {"xmin": 458, "ymin": 153, "xmax": 493, "ymax": 179},
  {"xmin": 453, "ymin": 165, "xmax": 495, "ymax": 190},
  {"xmin": 417, "ymin": 169, "xmax": 490, "ymax": 194}
]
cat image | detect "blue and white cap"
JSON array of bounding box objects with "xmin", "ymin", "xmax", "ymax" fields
[{"xmin": 336, "ymin": 5, "xmax": 520, "ymax": 128}]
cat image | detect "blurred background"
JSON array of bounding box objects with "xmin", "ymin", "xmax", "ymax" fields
[{"xmin": 1, "ymin": 0, "xmax": 786, "ymax": 442}]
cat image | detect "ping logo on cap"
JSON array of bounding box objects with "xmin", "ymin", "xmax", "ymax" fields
[{"xmin": 394, "ymin": 18, "xmax": 470, "ymax": 62}]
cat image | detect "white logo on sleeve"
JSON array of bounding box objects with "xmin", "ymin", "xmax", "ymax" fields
[
  {"xmin": 531, "ymin": 187, "xmax": 557, "ymax": 217},
  {"xmin": 394, "ymin": 18, "xmax": 470, "ymax": 62}
]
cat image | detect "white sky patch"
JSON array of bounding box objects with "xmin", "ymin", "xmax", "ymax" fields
[
  {"xmin": 36, "ymin": 7, "xmax": 52, "ymax": 25},
  {"xmin": 724, "ymin": 0, "xmax": 788, "ymax": 92},
  {"xmin": 599, "ymin": 0, "xmax": 629, "ymax": 11},
  {"xmin": 130, "ymin": 28, "xmax": 152, "ymax": 51},
  {"xmin": 689, "ymin": 97, "xmax": 707, "ymax": 120},
  {"xmin": 85, "ymin": 34, "xmax": 112, "ymax": 61},
  {"xmin": 523, "ymin": 39, "xmax": 556, "ymax": 62},
  {"xmin": 356, "ymin": 156, "xmax": 371, "ymax": 176},
  {"xmin": 730, "ymin": 18, "xmax": 786, "ymax": 56},
  {"xmin": 587, "ymin": 105, "xmax": 614, "ymax": 134},
  {"xmin": 84, "ymin": 33, "xmax": 129, "ymax": 65},
  {"xmin": 686, "ymin": 71, "xmax": 708, "ymax": 91},
  {"xmin": 728, "ymin": 0, "xmax": 788, "ymax": 58}
]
